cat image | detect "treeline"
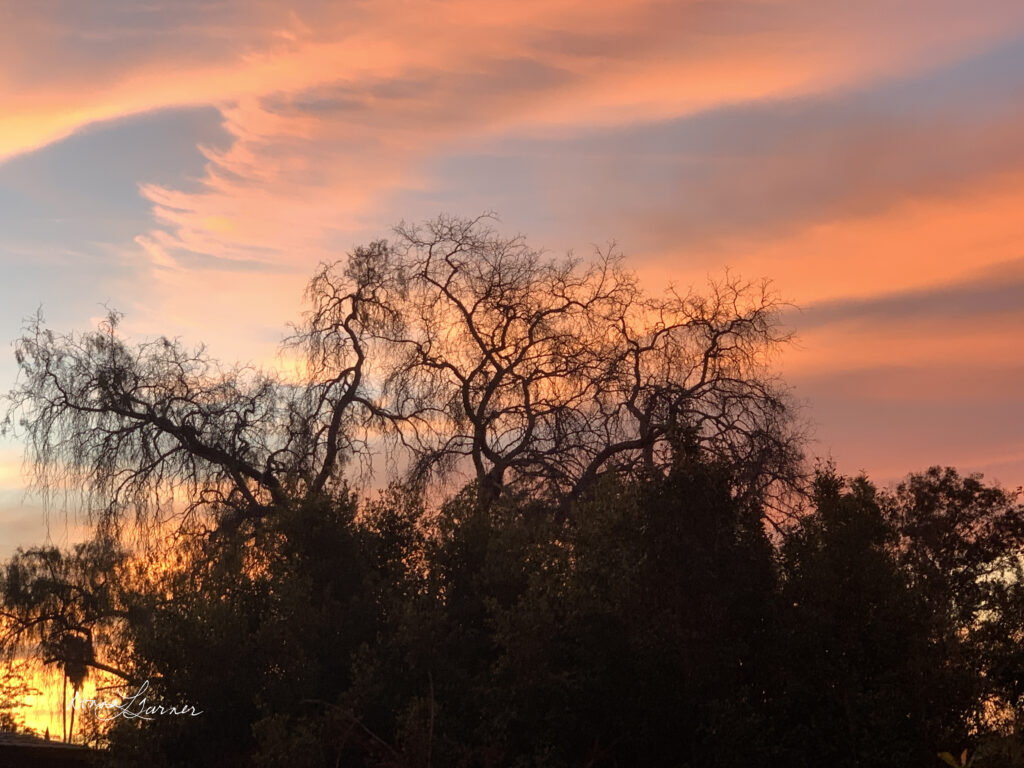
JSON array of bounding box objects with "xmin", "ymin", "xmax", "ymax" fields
[
  {"xmin": 0, "ymin": 216, "xmax": 1021, "ymax": 766},
  {"xmin": 4, "ymin": 459, "xmax": 1022, "ymax": 766}
]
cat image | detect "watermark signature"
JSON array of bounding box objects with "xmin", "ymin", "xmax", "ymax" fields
[{"xmin": 69, "ymin": 680, "xmax": 203, "ymax": 721}]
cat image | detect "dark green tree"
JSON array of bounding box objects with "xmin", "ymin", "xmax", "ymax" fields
[
  {"xmin": 883, "ymin": 468, "xmax": 1024, "ymax": 765},
  {"xmin": 774, "ymin": 471, "xmax": 940, "ymax": 766},
  {"xmin": 773, "ymin": 468, "xmax": 1024, "ymax": 768}
]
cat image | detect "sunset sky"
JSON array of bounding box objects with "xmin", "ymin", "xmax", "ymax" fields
[{"xmin": 1, "ymin": 0, "xmax": 1023, "ymax": 553}]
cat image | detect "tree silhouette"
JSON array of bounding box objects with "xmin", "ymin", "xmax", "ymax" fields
[
  {"xmin": 290, "ymin": 214, "xmax": 803, "ymax": 514},
  {"xmin": 0, "ymin": 215, "xmax": 841, "ymax": 765},
  {"xmin": 5, "ymin": 214, "xmax": 802, "ymax": 542}
]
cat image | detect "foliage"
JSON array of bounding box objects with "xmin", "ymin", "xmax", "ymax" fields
[
  {"xmin": 3, "ymin": 457, "xmax": 1024, "ymax": 765},
  {"xmin": 0, "ymin": 661, "xmax": 40, "ymax": 732}
]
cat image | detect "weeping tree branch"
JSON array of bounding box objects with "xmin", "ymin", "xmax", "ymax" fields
[{"xmin": 4, "ymin": 214, "xmax": 805, "ymax": 538}]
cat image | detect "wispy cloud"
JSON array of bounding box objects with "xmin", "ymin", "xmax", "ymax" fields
[
  {"xmin": 6, "ymin": 0, "xmax": 1024, "ymax": 261},
  {"xmin": 795, "ymin": 256, "xmax": 1024, "ymax": 332}
]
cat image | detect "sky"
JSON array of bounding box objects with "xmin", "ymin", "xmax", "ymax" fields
[{"xmin": 1, "ymin": 0, "xmax": 1024, "ymax": 554}]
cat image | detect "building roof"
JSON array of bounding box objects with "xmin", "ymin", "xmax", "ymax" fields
[
  {"xmin": 0, "ymin": 730, "xmax": 87, "ymax": 748},
  {"xmin": 0, "ymin": 730, "xmax": 97, "ymax": 767}
]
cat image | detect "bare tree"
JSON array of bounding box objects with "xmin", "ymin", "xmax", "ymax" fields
[
  {"xmin": 323, "ymin": 214, "xmax": 804, "ymax": 515},
  {"xmin": 5, "ymin": 214, "xmax": 802, "ymax": 541},
  {"xmin": 5, "ymin": 257, "xmax": 390, "ymax": 542},
  {"xmin": 7, "ymin": 312, "xmax": 289, "ymax": 540}
]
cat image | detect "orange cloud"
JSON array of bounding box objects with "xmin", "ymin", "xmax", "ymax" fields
[{"xmin": 703, "ymin": 170, "xmax": 1024, "ymax": 308}]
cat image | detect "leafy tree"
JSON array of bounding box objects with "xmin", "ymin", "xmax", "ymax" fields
[
  {"xmin": 773, "ymin": 468, "xmax": 1024, "ymax": 767},
  {"xmin": 882, "ymin": 468, "xmax": 1024, "ymax": 761},
  {"xmin": 774, "ymin": 471, "xmax": 940, "ymax": 766},
  {"xmin": 97, "ymin": 487, "xmax": 409, "ymax": 767},
  {"xmin": 336, "ymin": 448, "xmax": 779, "ymax": 767},
  {"xmin": 480, "ymin": 454, "xmax": 778, "ymax": 767}
]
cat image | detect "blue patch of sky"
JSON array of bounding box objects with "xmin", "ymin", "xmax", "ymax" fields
[{"xmin": 0, "ymin": 106, "xmax": 228, "ymax": 324}]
